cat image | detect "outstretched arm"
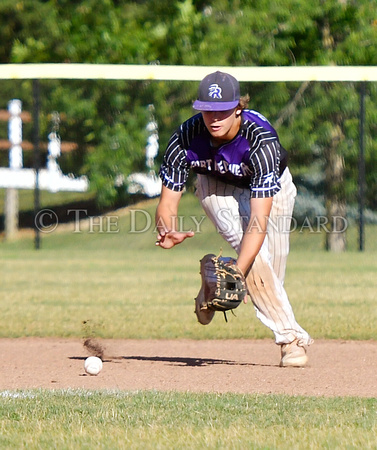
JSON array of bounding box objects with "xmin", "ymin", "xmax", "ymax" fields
[
  {"xmin": 155, "ymin": 185, "xmax": 195, "ymax": 249},
  {"xmin": 236, "ymin": 196, "xmax": 273, "ymax": 276}
]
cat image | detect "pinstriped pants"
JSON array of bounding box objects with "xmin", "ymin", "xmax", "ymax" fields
[{"xmin": 196, "ymin": 168, "xmax": 312, "ymax": 345}]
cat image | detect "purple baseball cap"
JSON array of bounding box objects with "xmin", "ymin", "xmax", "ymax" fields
[{"xmin": 193, "ymin": 71, "xmax": 240, "ymax": 111}]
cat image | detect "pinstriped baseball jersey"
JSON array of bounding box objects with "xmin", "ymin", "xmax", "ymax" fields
[{"xmin": 159, "ymin": 109, "xmax": 288, "ymax": 196}]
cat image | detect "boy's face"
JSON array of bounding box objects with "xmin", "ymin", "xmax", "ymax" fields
[{"xmin": 201, "ymin": 107, "xmax": 242, "ymax": 145}]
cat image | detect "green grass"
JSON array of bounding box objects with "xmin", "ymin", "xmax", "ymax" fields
[
  {"xmin": 1, "ymin": 245, "xmax": 376, "ymax": 340},
  {"xmin": 0, "ymin": 192, "xmax": 376, "ymax": 340},
  {"xmin": 0, "ymin": 188, "xmax": 96, "ymax": 215},
  {"xmin": 0, "ymin": 390, "xmax": 376, "ymax": 449}
]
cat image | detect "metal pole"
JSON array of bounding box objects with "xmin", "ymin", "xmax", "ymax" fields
[
  {"xmin": 358, "ymin": 81, "xmax": 366, "ymax": 252},
  {"xmin": 33, "ymin": 80, "xmax": 41, "ymax": 250}
]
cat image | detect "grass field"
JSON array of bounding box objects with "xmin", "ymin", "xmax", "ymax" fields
[
  {"xmin": 1, "ymin": 192, "xmax": 376, "ymax": 448},
  {"xmin": 1, "ymin": 390, "xmax": 376, "ymax": 449},
  {"xmin": 1, "ymin": 193, "xmax": 376, "ymax": 340}
]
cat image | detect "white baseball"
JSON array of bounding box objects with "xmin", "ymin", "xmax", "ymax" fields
[{"xmin": 84, "ymin": 356, "xmax": 103, "ymax": 375}]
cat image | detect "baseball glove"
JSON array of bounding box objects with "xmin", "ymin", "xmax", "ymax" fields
[{"xmin": 195, "ymin": 252, "xmax": 247, "ymax": 324}]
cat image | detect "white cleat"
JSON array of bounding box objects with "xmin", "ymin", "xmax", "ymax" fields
[{"xmin": 280, "ymin": 339, "xmax": 309, "ymax": 367}]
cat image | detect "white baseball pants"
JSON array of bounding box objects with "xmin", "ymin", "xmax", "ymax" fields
[{"xmin": 195, "ymin": 168, "xmax": 312, "ymax": 345}]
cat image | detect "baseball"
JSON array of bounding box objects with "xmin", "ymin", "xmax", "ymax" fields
[{"xmin": 84, "ymin": 356, "xmax": 103, "ymax": 375}]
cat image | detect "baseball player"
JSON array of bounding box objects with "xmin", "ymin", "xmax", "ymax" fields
[{"xmin": 155, "ymin": 71, "xmax": 313, "ymax": 367}]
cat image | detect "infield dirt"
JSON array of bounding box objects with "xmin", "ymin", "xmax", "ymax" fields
[{"xmin": 1, "ymin": 338, "xmax": 376, "ymax": 397}]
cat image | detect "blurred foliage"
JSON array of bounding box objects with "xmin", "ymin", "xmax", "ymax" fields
[{"xmin": 0, "ymin": 0, "xmax": 376, "ymax": 209}]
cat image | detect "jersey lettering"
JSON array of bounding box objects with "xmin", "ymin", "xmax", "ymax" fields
[{"xmin": 190, "ymin": 158, "xmax": 252, "ymax": 179}]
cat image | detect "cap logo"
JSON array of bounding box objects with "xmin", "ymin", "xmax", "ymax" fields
[{"xmin": 208, "ymin": 83, "xmax": 222, "ymax": 99}]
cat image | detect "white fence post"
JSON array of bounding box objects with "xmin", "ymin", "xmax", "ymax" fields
[{"xmin": 5, "ymin": 99, "xmax": 23, "ymax": 239}]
